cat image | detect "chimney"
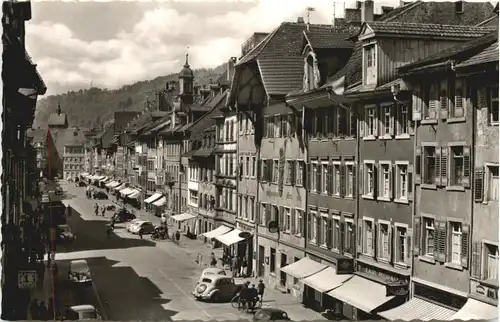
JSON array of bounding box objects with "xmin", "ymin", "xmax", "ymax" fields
[
  {"xmin": 227, "ymin": 57, "xmax": 237, "ymax": 82},
  {"xmin": 297, "ymin": 16, "xmax": 305, "ymax": 24},
  {"xmin": 361, "ymin": 0, "xmax": 374, "ymax": 22}
]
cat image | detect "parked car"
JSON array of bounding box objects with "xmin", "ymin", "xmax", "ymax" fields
[
  {"xmin": 130, "ymin": 221, "xmax": 155, "ymax": 235},
  {"xmin": 68, "ymin": 260, "xmax": 92, "ymax": 283},
  {"xmin": 112, "ymin": 209, "xmax": 136, "ymax": 223},
  {"xmin": 93, "ymin": 191, "xmax": 108, "ymax": 200},
  {"xmin": 126, "ymin": 219, "xmax": 144, "ymax": 232},
  {"xmin": 56, "ymin": 224, "xmax": 76, "ymax": 243},
  {"xmin": 105, "ymin": 204, "xmax": 116, "ymax": 211},
  {"xmin": 253, "ymin": 308, "xmax": 290, "ymax": 322},
  {"xmin": 197, "ymin": 267, "xmax": 227, "ymax": 284},
  {"xmin": 192, "ymin": 275, "xmax": 242, "ymax": 302},
  {"xmin": 65, "ymin": 305, "xmax": 102, "ymax": 320},
  {"xmin": 77, "ymin": 181, "xmax": 87, "ymax": 187}
]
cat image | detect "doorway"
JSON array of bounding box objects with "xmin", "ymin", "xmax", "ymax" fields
[
  {"xmin": 258, "ymin": 246, "xmax": 265, "ymax": 277},
  {"xmin": 280, "ymin": 253, "xmax": 287, "ymax": 287}
]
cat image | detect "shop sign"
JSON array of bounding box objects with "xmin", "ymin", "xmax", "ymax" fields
[
  {"xmin": 386, "ymin": 282, "xmax": 409, "ymax": 296},
  {"xmin": 358, "ymin": 262, "xmax": 400, "ymax": 283},
  {"xmin": 239, "ymin": 232, "xmax": 252, "ymax": 239},
  {"xmin": 337, "ymin": 258, "xmax": 354, "ymax": 274},
  {"xmin": 414, "ymin": 283, "xmax": 467, "ymax": 310},
  {"xmin": 472, "ymin": 280, "xmax": 498, "ymax": 302}
]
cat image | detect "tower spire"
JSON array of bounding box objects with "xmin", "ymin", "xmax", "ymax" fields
[
  {"xmin": 184, "ymin": 46, "xmax": 190, "ymax": 67},
  {"xmin": 57, "ymin": 102, "xmax": 61, "ymax": 115}
]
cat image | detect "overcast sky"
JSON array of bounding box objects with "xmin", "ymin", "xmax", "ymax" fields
[{"xmin": 26, "ymin": 0, "xmax": 496, "ymax": 96}]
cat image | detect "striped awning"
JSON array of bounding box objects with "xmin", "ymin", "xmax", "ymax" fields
[{"xmin": 378, "ymin": 297, "xmax": 457, "ymax": 321}]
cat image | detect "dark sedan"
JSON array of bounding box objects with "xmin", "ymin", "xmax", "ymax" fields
[
  {"xmin": 93, "ymin": 191, "xmax": 108, "ymax": 200},
  {"xmin": 112, "ymin": 209, "xmax": 136, "ymax": 223},
  {"xmin": 253, "ymin": 309, "xmax": 290, "ymax": 322}
]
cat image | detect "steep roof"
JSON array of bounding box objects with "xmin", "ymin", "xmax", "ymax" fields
[
  {"xmin": 363, "ymin": 21, "xmax": 496, "ymax": 38},
  {"xmin": 457, "ymin": 41, "xmax": 499, "ymax": 68},
  {"xmin": 303, "ymin": 26, "xmax": 354, "ymax": 50},
  {"xmin": 113, "ymin": 111, "xmax": 141, "ymax": 134},
  {"xmin": 49, "ymin": 127, "xmax": 86, "ymax": 158}
]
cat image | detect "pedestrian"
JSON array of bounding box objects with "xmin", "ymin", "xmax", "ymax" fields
[
  {"xmin": 236, "ymin": 257, "xmax": 242, "ymax": 277},
  {"xmin": 139, "ymin": 229, "xmax": 143, "ymax": 240},
  {"xmin": 94, "ymin": 203, "xmax": 99, "ymax": 216},
  {"xmin": 38, "ymin": 301, "xmax": 48, "ymax": 321},
  {"xmin": 257, "ymin": 279, "xmax": 265, "ymax": 305},
  {"xmin": 161, "ymin": 214, "xmax": 167, "ymax": 227},
  {"xmin": 210, "ymin": 252, "xmax": 217, "ymax": 267},
  {"xmin": 52, "ymin": 261, "xmax": 59, "ymax": 278},
  {"xmin": 30, "ymin": 299, "xmax": 39, "ymax": 320},
  {"xmin": 175, "ymin": 230, "xmax": 180, "ymax": 244},
  {"xmin": 241, "ymin": 257, "xmax": 248, "ymax": 277},
  {"xmin": 231, "ymin": 256, "xmax": 238, "ymax": 277},
  {"xmin": 101, "ymin": 206, "xmax": 106, "ymax": 217}
]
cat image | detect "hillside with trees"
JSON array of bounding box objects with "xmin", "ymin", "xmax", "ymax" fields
[{"xmin": 34, "ymin": 63, "xmax": 227, "ymax": 129}]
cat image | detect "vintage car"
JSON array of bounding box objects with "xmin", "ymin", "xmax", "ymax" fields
[
  {"xmin": 112, "ymin": 209, "xmax": 136, "ymax": 223},
  {"xmin": 252, "ymin": 308, "xmax": 290, "ymax": 322},
  {"xmin": 196, "ymin": 267, "xmax": 227, "ymax": 284},
  {"xmin": 56, "ymin": 224, "xmax": 76, "ymax": 243},
  {"xmin": 192, "ymin": 275, "xmax": 242, "ymax": 302},
  {"xmin": 68, "ymin": 259, "xmax": 92, "ymax": 283},
  {"xmin": 130, "ymin": 221, "xmax": 154, "ymax": 235},
  {"xmin": 93, "ymin": 191, "xmax": 108, "ymax": 200},
  {"xmin": 65, "ymin": 305, "xmax": 102, "ymax": 320}
]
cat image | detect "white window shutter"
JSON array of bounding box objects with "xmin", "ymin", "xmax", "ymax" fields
[
  {"xmin": 373, "ymin": 106, "xmax": 379, "ymax": 137},
  {"xmin": 412, "ymin": 84, "xmax": 422, "ymax": 121},
  {"xmin": 439, "ymin": 80, "xmax": 449, "ymax": 119},
  {"xmin": 454, "ymin": 79, "xmax": 465, "ymax": 118}
]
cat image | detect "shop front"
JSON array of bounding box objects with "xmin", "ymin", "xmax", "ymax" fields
[
  {"xmin": 215, "ymin": 228, "xmax": 253, "ymax": 271},
  {"xmin": 202, "ymin": 225, "xmax": 232, "ymax": 248},
  {"xmin": 152, "ymin": 196, "xmax": 167, "ymax": 216},
  {"xmin": 171, "ymin": 209, "xmax": 197, "ymax": 237},
  {"xmin": 235, "ymin": 220, "xmax": 254, "ymax": 276},
  {"xmin": 144, "ymin": 192, "xmax": 163, "ymax": 212}
]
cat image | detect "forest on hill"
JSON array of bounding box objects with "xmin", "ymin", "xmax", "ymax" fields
[{"xmin": 33, "ymin": 63, "xmax": 227, "ymax": 129}]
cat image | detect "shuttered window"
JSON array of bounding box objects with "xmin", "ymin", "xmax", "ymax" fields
[{"xmin": 453, "ymin": 79, "xmax": 465, "ymax": 118}]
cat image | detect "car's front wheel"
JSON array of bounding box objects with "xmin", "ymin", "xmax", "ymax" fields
[{"xmin": 211, "ymin": 292, "xmax": 220, "ymax": 303}]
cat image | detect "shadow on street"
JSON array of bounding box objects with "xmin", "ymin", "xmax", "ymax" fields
[{"xmin": 56, "ymin": 209, "xmax": 155, "ymax": 253}]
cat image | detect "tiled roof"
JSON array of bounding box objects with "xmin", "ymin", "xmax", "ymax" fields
[
  {"xmin": 366, "ymin": 22, "xmax": 496, "ymax": 38},
  {"xmin": 344, "ymin": 41, "xmax": 363, "ymax": 88},
  {"xmin": 258, "ymin": 56, "xmax": 304, "ymax": 95},
  {"xmin": 49, "ymin": 127, "xmax": 86, "ymax": 158},
  {"xmin": 457, "ymin": 41, "xmax": 499, "ymax": 68},
  {"xmin": 399, "ymin": 31, "xmax": 498, "ymax": 73},
  {"xmin": 113, "ymin": 111, "xmax": 141, "ymax": 134},
  {"xmin": 48, "ymin": 113, "xmax": 68, "ymax": 127},
  {"xmin": 476, "ymin": 15, "xmax": 499, "ymax": 27},
  {"xmin": 379, "ymin": 1, "xmax": 422, "ymax": 22},
  {"xmin": 304, "ymin": 27, "xmax": 353, "ymax": 49}
]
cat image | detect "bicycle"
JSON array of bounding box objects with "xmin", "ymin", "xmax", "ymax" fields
[{"xmin": 231, "ymin": 295, "xmax": 261, "ymax": 312}]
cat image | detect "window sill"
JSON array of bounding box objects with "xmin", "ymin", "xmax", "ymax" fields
[
  {"xmin": 421, "ymin": 119, "xmax": 438, "ymax": 125},
  {"xmin": 362, "ymin": 194, "xmax": 375, "ymax": 200},
  {"xmin": 319, "ymin": 244, "xmax": 329, "ymax": 250},
  {"xmin": 296, "ymin": 183, "xmax": 304, "ymax": 188},
  {"xmin": 295, "ymin": 233, "xmax": 302, "ymax": 238},
  {"xmin": 378, "ymin": 196, "xmax": 391, "ymax": 202},
  {"xmin": 395, "ymin": 262, "xmax": 410, "ymax": 270},
  {"xmin": 418, "ymin": 255, "xmax": 436, "ymax": 264},
  {"xmin": 394, "ymin": 198, "xmax": 409, "ymax": 204},
  {"xmin": 447, "ymin": 117, "xmax": 466, "ymax": 124},
  {"xmin": 379, "ymin": 135, "xmax": 393, "ymax": 140},
  {"xmin": 363, "ymin": 136, "xmax": 377, "ymax": 141},
  {"xmin": 332, "ymin": 194, "xmax": 342, "ymax": 199},
  {"xmin": 377, "ymin": 257, "xmax": 391, "ymax": 264},
  {"xmin": 445, "ymin": 262, "xmax": 463, "ymax": 271},
  {"xmin": 395, "ymin": 134, "xmax": 411, "ymax": 140},
  {"xmin": 309, "ymin": 240, "xmax": 317, "ymax": 246},
  {"xmin": 489, "ymin": 122, "xmax": 499, "ymax": 127},
  {"xmin": 344, "ymin": 195, "xmax": 354, "ymax": 200},
  {"xmin": 421, "ymin": 183, "xmax": 437, "ymax": 190},
  {"xmin": 445, "ymin": 185, "xmax": 465, "ymax": 192}
]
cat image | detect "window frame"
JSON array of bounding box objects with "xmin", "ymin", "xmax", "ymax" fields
[
  {"xmin": 332, "ymin": 161, "xmax": 342, "ymax": 197},
  {"xmin": 484, "ymin": 163, "xmax": 499, "ymax": 203},
  {"xmin": 344, "ymin": 217, "xmax": 355, "ymax": 257},
  {"xmin": 449, "ymin": 144, "xmax": 465, "ymax": 187},
  {"xmin": 363, "ymin": 104, "xmax": 377, "ymax": 139},
  {"xmin": 396, "ymin": 103, "xmax": 411, "ymax": 139},
  {"xmin": 331, "ymin": 214, "xmax": 341, "ymax": 252},
  {"xmin": 363, "ymin": 160, "xmax": 376, "ymax": 199},
  {"xmin": 311, "ymin": 160, "xmax": 319, "ymax": 193},
  {"xmin": 295, "ymin": 209, "xmax": 304, "ymax": 237},
  {"xmin": 395, "ymin": 161, "xmax": 410, "ymax": 203},
  {"xmin": 488, "ymin": 84, "xmax": 499, "ymax": 126},
  {"xmin": 481, "ymin": 241, "xmax": 499, "ymax": 281},
  {"xmin": 309, "ymin": 210, "xmax": 318, "ymax": 244},
  {"xmin": 296, "ymin": 160, "xmax": 305, "ymax": 187},
  {"xmin": 422, "ymin": 143, "xmax": 438, "ymax": 187},
  {"xmin": 284, "ymin": 207, "xmax": 292, "ymax": 233},
  {"xmin": 394, "ymin": 223, "xmax": 410, "ymax": 268},
  {"xmin": 378, "ymin": 161, "xmax": 392, "ymax": 201},
  {"xmin": 379, "ymin": 102, "xmax": 394, "ymax": 139},
  {"xmin": 363, "ymin": 217, "xmax": 375, "ymax": 256},
  {"xmin": 321, "ymin": 161, "xmax": 329, "ymax": 195},
  {"xmin": 272, "ymin": 159, "xmax": 279, "ymax": 184},
  {"xmin": 320, "ymin": 211, "xmax": 329, "ymax": 248},
  {"xmin": 377, "ymin": 219, "xmax": 391, "ymax": 262},
  {"xmin": 344, "ymin": 161, "xmax": 355, "ymax": 198},
  {"xmin": 423, "ymin": 216, "xmax": 436, "ymax": 258},
  {"xmin": 448, "ymin": 221, "xmax": 463, "ymax": 266}
]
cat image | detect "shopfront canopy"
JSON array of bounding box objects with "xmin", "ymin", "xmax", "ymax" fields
[
  {"xmin": 280, "ymin": 257, "xmax": 327, "ymax": 279},
  {"xmin": 119, "ymin": 187, "xmax": 134, "ymax": 196},
  {"xmin": 144, "ymin": 193, "xmax": 162, "ymax": 204},
  {"xmin": 301, "ymin": 267, "xmax": 352, "ymax": 293},
  {"xmin": 152, "ymin": 196, "xmax": 167, "ymax": 207},
  {"xmin": 171, "ymin": 213, "xmax": 196, "ymax": 222},
  {"xmin": 94, "ymin": 175, "xmax": 105, "ymax": 180},
  {"xmin": 106, "ymin": 181, "xmax": 119, "ymax": 188},
  {"xmin": 128, "ymin": 191, "xmax": 141, "ymax": 199},
  {"xmin": 215, "ymin": 229, "xmax": 245, "ymax": 246},
  {"xmin": 202, "ymin": 225, "xmax": 232, "ymax": 239},
  {"xmin": 327, "ymin": 275, "xmax": 395, "ymax": 314},
  {"xmin": 114, "ymin": 184, "xmax": 125, "ymax": 191},
  {"xmin": 378, "ymin": 297, "xmax": 457, "ymax": 321},
  {"xmin": 449, "ymin": 299, "xmax": 498, "ymax": 321}
]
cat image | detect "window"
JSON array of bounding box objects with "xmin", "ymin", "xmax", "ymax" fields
[
  {"xmin": 250, "ymin": 198, "xmax": 255, "ymax": 221},
  {"xmin": 379, "ymin": 162, "xmax": 391, "ymax": 199},
  {"xmin": 273, "ymin": 160, "xmax": 279, "ymax": 184},
  {"xmin": 345, "ymin": 221, "xmax": 354, "ymax": 254},
  {"xmin": 378, "ymin": 223, "xmax": 390, "ymax": 260},
  {"xmin": 423, "ymin": 82, "xmax": 438, "ymax": 120},
  {"xmin": 364, "ymin": 44, "xmax": 376, "ymax": 85},
  {"xmin": 363, "ymin": 161, "xmax": 375, "ymax": 197},
  {"xmin": 487, "ymin": 165, "xmax": 499, "ymax": 201},
  {"xmin": 333, "ymin": 218, "xmax": 341, "ymax": 251},
  {"xmin": 296, "ymin": 161, "xmax": 304, "ymax": 186},
  {"xmin": 450, "ymin": 222, "xmax": 462, "ymax": 265},
  {"xmin": 489, "ymin": 85, "xmax": 499, "ymax": 125},
  {"xmin": 423, "ymin": 146, "xmax": 437, "ymax": 185},
  {"xmin": 285, "ymin": 161, "xmax": 293, "ymax": 185},
  {"xmin": 275, "ymin": 115, "xmax": 282, "ymax": 138},
  {"xmin": 364, "ymin": 105, "xmax": 377, "ymax": 137},
  {"xmin": 295, "ymin": 209, "xmax": 303, "ymax": 236},
  {"xmin": 396, "ymin": 226, "xmax": 408, "ymax": 264},
  {"xmin": 322, "ymin": 162, "xmax": 329, "ymax": 194},
  {"xmin": 452, "ymin": 79, "xmax": 465, "ymax": 118},
  {"xmin": 189, "ymin": 189, "xmax": 198, "ymax": 205},
  {"xmin": 260, "ymin": 203, "xmax": 267, "ymax": 225},
  {"xmin": 424, "ymin": 218, "xmax": 435, "ymax": 256},
  {"xmin": 345, "ymin": 164, "xmax": 354, "ymax": 198},
  {"xmin": 363, "ymin": 219, "xmax": 374, "ymax": 256},
  {"xmin": 381, "ymin": 104, "xmax": 394, "ymax": 137},
  {"xmin": 251, "ymin": 157, "xmax": 256, "ymax": 177},
  {"xmin": 395, "ymin": 163, "xmax": 409, "ymax": 201},
  {"xmin": 321, "ymin": 216, "xmax": 328, "ymax": 246},
  {"xmin": 450, "ymin": 146, "xmax": 464, "ymax": 186},
  {"xmin": 484, "ymin": 243, "xmax": 499, "ymax": 281},
  {"xmin": 311, "ymin": 162, "xmax": 318, "ymax": 192},
  {"xmin": 284, "ymin": 208, "xmax": 291, "ymax": 232},
  {"xmin": 309, "ymin": 212, "xmax": 318, "ymax": 243},
  {"xmin": 396, "ymin": 103, "xmax": 410, "ymax": 136},
  {"xmin": 270, "ymin": 248, "xmax": 276, "ymax": 273},
  {"xmin": 244, "ymin": 196, "xmax": 248, "ymax": 218},
  {"xmin": 245, "ymin": 157, "xmax": 250, "ymax": 177}
]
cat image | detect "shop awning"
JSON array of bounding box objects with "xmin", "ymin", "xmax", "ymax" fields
[
  {"xmin": 449, "ymin": 299, "xmax": 498, "ymax": 321},
  {"xmin": 120, "ymin": 188, "xmax": 134, "ymax": 196},
  {"xmin": 114, "ymin": 184, "xmax": 125, "ymax": 191},
  {"xmin": 106, "ymin": 181, "xmax": 119, "ymax": 188},
  {"xmin": 152, "ymin": 196, "xmax": 167, "ymax": 207},
  {"xmin": 302, "ymin": 267, "xmax": 352, "ymax": 293},
  {"xmin": 281, "ymin": 257, "xmax": 327, "ymax": 279},
  {"xmin": 100, "ymin": 177, "xmax": 109, "ymax": 182},
  {"xmin": 378, "ymin": 297, "xmax": 457, "ymax": 321},
  {"xmin": 144, "ymin": 193, "xmax": 162, "ymax": 204},
  {"xmin": 202, "ymin": 225, "xmax": 232, "ymax": 239},
  {"xmin": 327, "ymin": 275, "xmax": 395, "ymax": 313},
  {"xmin": 80, "ymin": 172, "xmax": 89, "ymax": 177},
  {"xmin": 215, "ymin": 229, "xmax": 245, "ymax": 246},
  {"xmin": 94, "ymin": 175, "xmax": 105, "ymax": 180},
  {"xmin": 128, "ymin": 191, "xmax": 141, "ymax": 199},
  {"xmin": 171, "ymin": 213, "xmax": 196, "ymax": 222}
]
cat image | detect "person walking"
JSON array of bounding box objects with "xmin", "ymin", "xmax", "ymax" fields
[
  {"xmin": 94, "ymin": 203, "xmax": 99, "ymax": 216},
  {"xmin": 101, "ymin": 206, "xmax": 106, "ymax": 217},
  {"xmin": 138, "ymin": 228, "xmax": 143, "ymax": 240},
  {"xmin": 175, "ymin": 230, "xmax": 180, "ymax": 244},
  {"xmin": 241, "ymin": 257, "xmax": 248, "ymax": 277},
  {"xmin": 231, "ymin": 256, "xmax": 238, "ymax": 277},
  {"xmin": 257, "ymin": 280, "xmax": 265, "ymax": 305},
  {"xmin": 210, "ymin": 252, "xmax": 217, "ymax": 267}
]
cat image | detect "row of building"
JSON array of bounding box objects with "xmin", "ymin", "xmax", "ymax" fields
[{"xmin": 38, "ymin": 1, "xmax": 499, "ymax": 321}]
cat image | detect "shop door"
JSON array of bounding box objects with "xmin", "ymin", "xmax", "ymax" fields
[
  {"xmin": 258, "ymin": 246, "xmax": 265, "ymax": 277},
  {"xmin": 280, "ymin": 253, "xmax": 287, "ymax": 287}
]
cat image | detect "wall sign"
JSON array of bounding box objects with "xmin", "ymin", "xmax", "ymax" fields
[
  {"xmin": 386, "ymin": 282, "xmax": 409, "ymax": 296},
  {"xmin": 414, "ymin": 283, "xmax": 467, "ymax": 310}
]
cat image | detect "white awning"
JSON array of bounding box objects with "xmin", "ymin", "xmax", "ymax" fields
[
  {"xmin": 120, "ymin": 188, "xmax": 134, "ymax": 196},
  {"xmin": 449, "ymin": 299, "xmax": 498, "ymax": 321},
  {"xmin": 327, "ymin": 275, "xmax": 395, "ymax": 313},
  {"xmin": 94, "ymin": 175, "xmax": 104, "ymax": 180},
  {"xmin": 106, "ymin": 181, "xmax": 120, "ymax": 188},
  {"xmin": 378, "ymin": 297, "xmax": 457, "ymax": 321},
  {"xmin": 215, "ymin": 229, "xmax": 245, "ymax": 246},
  {"xmin": 100, "ymin": 176, "xmax": 109, "ymax": 182},
  {"xmin": 152, "ymin": 196, "xmax": 167, "ymax": 206},
  {"xmin": 144, "ymin": 193, "xmax": 162, "ymax": 204},
  {"xmin": 171, "ymin": 213, "xmax": 196, "ymax": 222},
  {"xmin": 128, "ymin": 191, "xmax": 141, "ymax": 199},
  {"xmin": 202, "ymin": 225, "xmax": 232, "ymax": 239},
  {"xmin": 281, "ymin": 257, "xmax": 327, "ymax": 279},
  {"xmin": 80, "ymin": 172, "xmax": 89, "ymax": 177},
  {"xmin": 114, "ymin": 184, "xmax": 125, "ymax": 191},
  {"xmin": 302, "ymin": 267, "xmax": 352, "ymax": 293}
]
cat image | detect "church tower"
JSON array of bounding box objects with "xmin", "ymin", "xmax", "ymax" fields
[{"xmin": 178, "ymin": 52, "xmax": 194, "ymax": 105}]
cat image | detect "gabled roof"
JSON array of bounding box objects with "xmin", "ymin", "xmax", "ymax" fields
[
  {"xmin": 399, "ymin": 31, "xmax": 498, "ymax": 73},
  {"xmin": 48, "ymin": 113, "xmax": 68, "ymax": 128},
  {"xmin": 457, "ymin": 41, "xmax": 499, "ymax": 68},
  {"xmin": 360, "ymin": 21, "xmax": 495, "ymax": 39},
  {"xmin": 258, "ymin": 57, "xmax": 304, "ymax": 95},
  {"xmin": 49, "ymin": 127, "xmax": 86, "ymax": 158},
  {"xmin": 303, "ymin": 26, "xmax": 353, "ymax": 50}
]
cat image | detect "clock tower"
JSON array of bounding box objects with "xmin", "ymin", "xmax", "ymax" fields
[{"xmin": 178, "ymin": 52, "xmax": 194, "ymax": 105}]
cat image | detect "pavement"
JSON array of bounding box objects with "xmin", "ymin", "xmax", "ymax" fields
[{"xmin": 56, "ymin": 181, "xmax": 326, "ymax": 321}]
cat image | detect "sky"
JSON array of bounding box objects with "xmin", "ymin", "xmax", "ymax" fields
[{"xmin": 26, "ymin": 0, "xmax": 497, "ymax": 96}]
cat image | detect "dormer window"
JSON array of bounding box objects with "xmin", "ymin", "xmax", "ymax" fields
[
  {"xmin": 307, "ymin": 55, "xmax": 315, "ymax": 91},
  {"xmin": 455, "ymin": 1, "xmax": 464, "ymax": 13},
  {"xmin": 364, "ymin": 44, "xmax": 377, "ymax": 85}
]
